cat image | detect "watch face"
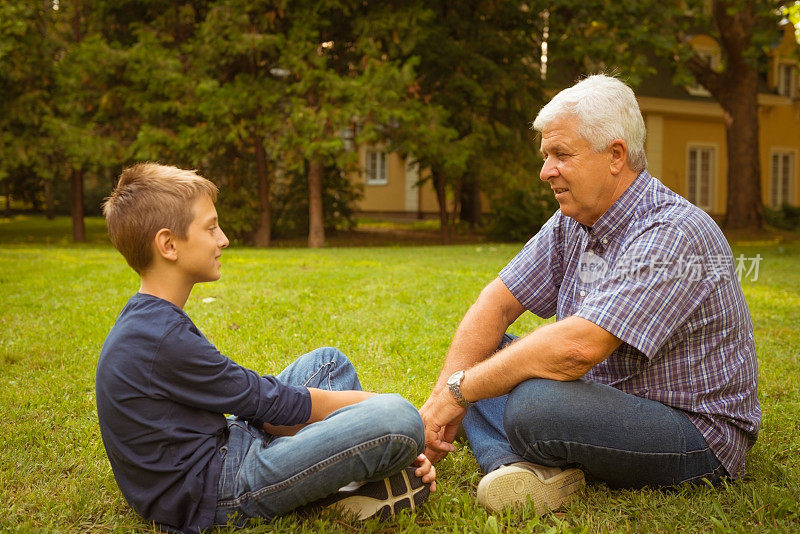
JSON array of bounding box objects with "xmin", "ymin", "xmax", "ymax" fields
[{"xmin": 448, "ymin": 370, "xmax": 464, "ymax": 386}]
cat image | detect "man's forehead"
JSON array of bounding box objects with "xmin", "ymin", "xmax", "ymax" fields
[
  {"xmin": 540, "ymin": 117, "xmax": 585, "ymax": 149},
  {"xmin": 540, "ymin": 133, "xmax": 575, "ymax": 151}
]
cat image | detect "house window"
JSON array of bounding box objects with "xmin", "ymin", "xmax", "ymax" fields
[
  {"xmin": 365, "ymin": 149, "xmax": 387, "ymax": 185},
  {"xmin": 777, "ymin": 63, "xmax": 796, "ymax": 98},
  {"xmin": 687, "ymin": 145, "xmax": 715, "ymax": 210},
  {"xmin": 771, "ymin": 150, "xmax": 796, "ymax": 207},
  {"xmin": 687, "ymin": 49, "xmax": 718, "ymax": 97}
]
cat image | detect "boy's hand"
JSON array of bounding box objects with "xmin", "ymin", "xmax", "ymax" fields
[{"xmin": 413, "ymin": 453, "xmax": 437, "ymax": 492}]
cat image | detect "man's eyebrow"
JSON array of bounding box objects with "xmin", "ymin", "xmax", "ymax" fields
[{"xmin": 541, "ymin": 142, "xmax": 565, "ymax": 156}]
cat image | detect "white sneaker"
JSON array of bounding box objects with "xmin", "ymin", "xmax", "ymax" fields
[{"xmin": 476, "ymin": 462, "xmax": 585, "ymax": 514}]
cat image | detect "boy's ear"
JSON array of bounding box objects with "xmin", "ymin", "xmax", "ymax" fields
[{"xmin": 153, "ymin": 228, "xmax": 179, "ymax": 262}]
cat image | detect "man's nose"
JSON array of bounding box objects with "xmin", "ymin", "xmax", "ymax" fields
[{"xmin": 540, "ymin": 156, "xmax": 558, "ymax": 182}]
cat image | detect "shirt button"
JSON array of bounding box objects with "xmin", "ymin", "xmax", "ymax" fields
[
  {"xmin": 602, "ymin": 238, "xmax": 608, "ymax": 244},
  {"xmin": 579, "ymin": 290, "xmax": 586, "ymax": 297}
]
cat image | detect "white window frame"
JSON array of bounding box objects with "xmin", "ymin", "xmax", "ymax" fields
[
  {"xmin": 770, "ymin": 148, "xmax": 797, "ymax": 208},
  {"xmin": 686, "ymin": 144, "xmax": 717, "ymax": 211},
  {"xmin": 364, "ymin": 148, "xmax": 388, "ymax": 186},
  {"xmin": 776, "ymin": 62, "xmax": 797, "ymax": 99}
]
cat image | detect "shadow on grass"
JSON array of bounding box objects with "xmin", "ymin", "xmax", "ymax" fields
[
  {"xmin": 0, "ymin": 214, "xmax": 489, "ymax": 248},
  {"xmin": 0, "ymin": 215, "xmax": 110, "ymax": 246}
]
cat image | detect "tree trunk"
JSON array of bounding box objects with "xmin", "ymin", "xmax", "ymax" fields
[
  {"xmin": 459, "ymin": 178, "xmax": 482, "ymax": 228},
  {"xmin": 688, "ymin": 0, "xmax": 765, "ymax": 231},
  {"xmin": 720, "ymin": 83, "xmax": 764, "ymax": 230},
  {"xmin": 44, "ymin": 178, "xmax": 55, "ymax": 220},
  {"xmin": 307, "ymin": 160, "xmax": 325, "ymax": 248},
  {"xmin": 449, "ymin": 175, "xmax": 463, "ymax": 243},
  {"xmin": 252, "ymin": 133, "xmax": 271, "ymax": 247},
  {"xmin": 70, "ymin": 168, "xmax": 85, "ymax": 242},
  {"xmin": 3, "ymin": 181, "xmax": 11, "ymax": 216},
  {"xmin": 715, "ymin": 2, "xmax": 764, "ymax": 230},
  {"xmin": 432, "ymin": 170, "xmax": 451, "ymax": 244}
]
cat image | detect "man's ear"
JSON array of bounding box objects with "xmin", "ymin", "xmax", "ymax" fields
[
  {"xmin": 609, "ymin": 139, "xmax": 627, "ymax": 175},
  {"xmin": 153, "ymin": 228, "xmax": 178, "ymax": 262}
]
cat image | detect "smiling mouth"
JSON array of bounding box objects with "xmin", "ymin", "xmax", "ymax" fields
[{"xmin": 553, "ymin": 188, "xmax": 569, "ymax": 195}]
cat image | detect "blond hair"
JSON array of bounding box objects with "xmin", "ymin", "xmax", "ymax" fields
[{"xmin": 102, "ymin": 163, "xmax": 219, "ymax": 273}]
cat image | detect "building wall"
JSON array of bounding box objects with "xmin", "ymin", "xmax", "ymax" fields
[
  {"xmin": 641, "ymin": 98, "xmax": 729, "ymax": 216},
  {"xmin": 759, "ymin": 100, "xmax": 800, "ymax": 207},
  {"xmin": 352, "ymin": 146, "xmax": 480, "ymax": 217},
  {"xmin": 642, "ymin": 94, "xmax": 800, "ymax": 216}
]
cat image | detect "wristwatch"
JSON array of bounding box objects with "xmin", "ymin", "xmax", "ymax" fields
[{"xmin": 446, "ymin": 370, "xmax": 470, "ymax": 407}]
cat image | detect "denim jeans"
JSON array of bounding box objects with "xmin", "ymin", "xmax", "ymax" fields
[
  {"xmin": 463, "ymin": 334, "xmax": 727, "ymax": 489},
  {"xmin": 213, "ymin": 347, "xmax": 424, "ymax": 527}
]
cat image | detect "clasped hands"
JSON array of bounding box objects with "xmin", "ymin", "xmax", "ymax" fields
[{"xmin": 419, "ymin": 385, "xmax": 469, "ymax": 463}]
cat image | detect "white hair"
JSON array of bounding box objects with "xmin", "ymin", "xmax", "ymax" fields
[{"xmin": 532, "ymin": 74, "xmax": 647, "ymax": 173}]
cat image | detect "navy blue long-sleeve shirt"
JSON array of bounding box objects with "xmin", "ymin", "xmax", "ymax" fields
[{"xmin": 96, "ymin": 293, "xmax": 312, "ymax": 533}]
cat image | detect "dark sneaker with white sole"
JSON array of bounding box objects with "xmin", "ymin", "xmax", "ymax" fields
[{"xmin": 315, "ymin": 466, "xmax": 430, "ymax": 520}]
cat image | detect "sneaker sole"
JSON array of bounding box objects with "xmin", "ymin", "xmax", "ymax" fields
[
  {"xmin": 477, "ymin": 464, "xmax": 584, "ymax": 515},
  {"xmin": 325, "ymin": 466, "xmax": 430, "ymax": 520}
]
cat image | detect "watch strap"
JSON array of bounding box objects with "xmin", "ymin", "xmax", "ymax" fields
[{"xmin": 447, "ymin": 370, "xmax": 470, "ymax": 407}]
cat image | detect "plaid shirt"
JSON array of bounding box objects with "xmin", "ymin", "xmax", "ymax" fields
[{"xmin": 499, "ymin": 170, "xmax": 760, "ymax": 478}]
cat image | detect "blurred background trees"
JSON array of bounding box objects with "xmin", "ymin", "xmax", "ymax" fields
[{"xmin": 0, "ymin": 1, "xmax": 793, "ymax": 245}]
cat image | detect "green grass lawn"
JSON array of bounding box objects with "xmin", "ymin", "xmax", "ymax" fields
[{"xmin": 1, "ymin": 216, "xmax": 799, "ymax": 532}]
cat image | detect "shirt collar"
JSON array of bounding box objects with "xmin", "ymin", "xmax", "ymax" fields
[{"xmin": 581, "ymin": 170, "xmax": 652, "ymax": 242}]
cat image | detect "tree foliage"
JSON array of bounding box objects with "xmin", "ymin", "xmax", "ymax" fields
[
  {"xmin": 390, "ymin": 1, "xmax": 546, "ymax": 242},
  {"xmin": 547, "ymin": 0, "xmax": 784, "ymax": 230},
  {"xmin": 2, "ymin": 0, "xmax": 786, "ymax": 243}
]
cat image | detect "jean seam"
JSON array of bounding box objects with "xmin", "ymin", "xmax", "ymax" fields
[
  {"xmin": 302, "ymin": 360, "xmax": 337, "ymax": 389},
  {"xmin": 522, "ymin": 439, "xmax": 713, "ymax": 460},
  {"xmin": 680, "ymin": 462, "xmax": 727, "ymax": 484},
  {"xmin": 216, "ymin": 433, "xmax": 417, "ymax": 508}
]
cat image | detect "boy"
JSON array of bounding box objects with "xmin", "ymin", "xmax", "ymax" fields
[{"xmin": 96, "ymin": 163, "xmax": 435, "ymax": 534}]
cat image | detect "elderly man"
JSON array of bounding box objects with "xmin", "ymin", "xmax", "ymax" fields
[{"xmin": 420, "ymin": 74, "xmax": 759, "ymax": 514}]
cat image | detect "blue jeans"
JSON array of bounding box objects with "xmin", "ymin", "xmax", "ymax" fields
[
  {"xmin": 213, "ymin": 347, "xmax": 424, "ymax": 526},
  {"xmin": 463, "ymin": 335, "xmax": 727, "ymax": 489}
]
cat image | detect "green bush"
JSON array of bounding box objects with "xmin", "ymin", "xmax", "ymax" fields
[
  {"xmin": 216, "ymin": 164, "xmax": 363, "ymax": 244},
  {"xmin": 765, "ymin": 204, "xmax": 800, "ymax": 231},
  {"xmin": 486, "ymin": 182, "xmax": 558, "ymax": 242},
  {"xmin": 215, "ymin": 186, "xmax": 261, "ymax": 245}
]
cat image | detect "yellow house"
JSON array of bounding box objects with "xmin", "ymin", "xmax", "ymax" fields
[
  {"xmin": 351, "ymin": 24, "xmax": 800, "ymax": 220},
  {"xmin": 640, "ymin": 24, "xmax": 800, "ymax": 218},
  {"xmin": 351, "ymin": 144, "xmax": 440, "ymax": 219}
]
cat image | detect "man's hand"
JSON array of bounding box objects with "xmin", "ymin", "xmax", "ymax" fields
[
  {"xmin": 412, "ymin": 453, "xmax": 437, "ymax": 492},
  {"xmin": 419, "ymin": 387, "xmax": 467, "ymax": 463}
]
